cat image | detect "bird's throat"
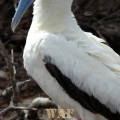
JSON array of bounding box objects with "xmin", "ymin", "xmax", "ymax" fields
[{"xmin": 32, "ymin": 0, "xmax": 73, "ymax": 31}]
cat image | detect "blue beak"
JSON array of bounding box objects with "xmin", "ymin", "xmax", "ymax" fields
[{"xmin": 11, "ymin": 0, "xmax": 34, "ymax": 31}]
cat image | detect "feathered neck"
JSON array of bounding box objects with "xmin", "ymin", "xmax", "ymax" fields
[{"xmin": 31, "ymin": 0, "xmax": 73, "ymax": 32}]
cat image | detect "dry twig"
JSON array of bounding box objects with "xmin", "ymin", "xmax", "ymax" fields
[
  {"xmin": 0, "ymin": 40, "xmax": 19, "ymax": 103},
  {"xmin": 2, "ymin": 79, "xmax": 31, "ymax": 97}
]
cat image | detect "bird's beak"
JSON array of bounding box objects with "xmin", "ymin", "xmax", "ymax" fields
[{"xmin": 11, "ymin": 0, "xmax": 34, "ymax": 31}]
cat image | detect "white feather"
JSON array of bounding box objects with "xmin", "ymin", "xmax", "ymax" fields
[{"xmin": 23, "ymin": 0, "xmax": 120, "ymax": 119}]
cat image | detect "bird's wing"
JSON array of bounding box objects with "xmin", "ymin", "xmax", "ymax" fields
[
  {"xmin": 84, "ymin": 32, "xmax": 106, "ymax": 43},
  {"xmin": 80, "ymin": 31, "xmax": 120, "ymax": 77},
  {"xmin": 41, "ymin": 33, "xmax": 120, "ymax": 120}
]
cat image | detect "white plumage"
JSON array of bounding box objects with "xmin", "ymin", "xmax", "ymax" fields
[{"xmin": 12, "ymin": 0, "xmax": 120, "ymax": 120}]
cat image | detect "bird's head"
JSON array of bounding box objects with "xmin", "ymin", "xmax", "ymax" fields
[{"xmin": 11, "ymin": 0, "xmax": 34, "ymax": 31}]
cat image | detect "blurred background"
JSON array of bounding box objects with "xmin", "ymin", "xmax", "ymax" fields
[{"xmin": 0, "ymin": 0, "xmax": 120, "ymax": 119}]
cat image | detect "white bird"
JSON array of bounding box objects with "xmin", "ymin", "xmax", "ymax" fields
[{"xmin": 11, "ymin": 0, "xmax": 120, "ymax": 120}]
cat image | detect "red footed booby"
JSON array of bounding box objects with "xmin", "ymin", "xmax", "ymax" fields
[{"xmin": 11, "ymin": 0, "xmax": 120, "ymax": 120}]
